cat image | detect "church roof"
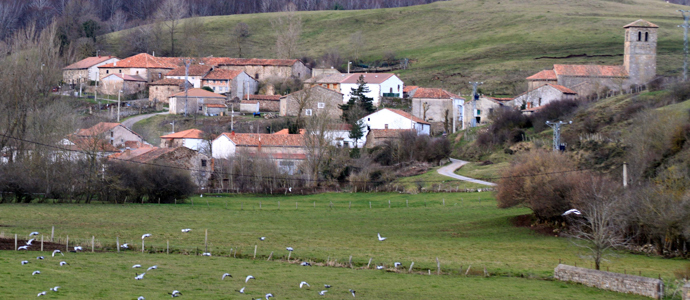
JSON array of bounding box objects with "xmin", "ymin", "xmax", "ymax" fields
[
  {"xmin": 526, "ymin": 70, "xmax": 557, "ymax": 80},
  {"xmin": 553, "ymin": 64, "xmax": 628, "ymax": 78},
  {"xmin": 547, "ymin": 84, "xmax": 577, "ymax": 94},
  {"xmin": 623, "ymin": 19, "xmax": 658, "ymax": 28}
]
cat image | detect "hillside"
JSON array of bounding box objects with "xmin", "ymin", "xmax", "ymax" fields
[{"xmin": 105, "ymin": 0, "xmax": 685, "ymax": 95}]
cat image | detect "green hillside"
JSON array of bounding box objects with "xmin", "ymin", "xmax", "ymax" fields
[{"xmin": 105, "ymin": 0, "xmax": 685, "ymax": 95}]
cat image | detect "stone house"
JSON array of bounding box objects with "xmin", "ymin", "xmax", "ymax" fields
[
  {"xmin": 215, "ymin": 58, "xmax": 311, "ymax": 81},
  {"xmin": 164, "ymin": 65, "xmax": 212, "ymax": 88},
  {"xmin": 211, "ymin": 131, "xmax": 305, "ymax": 159},
  {"xmin": 364, "ymin": 129, "xmax": 414, "ymax": 148},
  {"xmin": 57, "ymin": 135, "xmax": 120, "ymax": 161},
  {"xmin": 461, "ymin": 96, "xmax": 503, "ymax": 129},
  {"xmin": 62, "ymin": 55, "xmax": 119, "ymax": 85},
  {"xmin": 109, "ymin": 146, "xmax": 212, "ymax": 187},
  {"xmin": 303, "ymin": 73, "xmax": 349, "ymax": 92},
  {"xmin": 403, "ymin": 86, "xmax": 419, "ymax": 98},
  {"xmin": 240, "ymin": 95, "xmax": 281, "ymax": 113},
  {"xmin": 204, "ymin": 103, "xmax": 227, "ymax": 116},
  {"xmin": 512, "ymin": 84, "xmax": 578, "ymax": 110},
  {"xmin": 98, "ymin": 53, "xmax": 179, "ymax": 83},
  {"xmin": 201, "ymin": 69, "xmax": 258, "ymax": 99},
  {"xmin": 99, "ymin": 74, "xmax": 147, "ymax": 95},
  {"xmin": 75, "ymin": 122, "xmax": 144, "ymax": 149},
  {"xmin": 524, "ymin": 19, "xmax": 658, "ymax": 97},
  {"xmin": 148, "ymin": 78, "xmax": 191, "ymax": 104},
  {"xmin": 311, "ymin": 67, "xmax": 341, "ymax": 77},
  {"xmin": 360, "ymin": 108, "xmax": 430, "ymax": 138},
  {"xmin": 160, "ymin": 128, "xmax": 207, "ymax": 151},
  {"xmin": 411, "ymin": 88, "xmax": 465, "ymax": 133},
  {"xmin": 168, "ymin": 88, "xmax": 226, "ymax": 115},
  {"xmin": 304, "ymin": 73, "xmax": 404, "ymax": 107},
  {"xmin": 279, "ymin": 85, "xmax": 344, "ymax": 118},
  {"xmin": 324, "ymin": 123, "xmax": 366, "ymax": 148}
]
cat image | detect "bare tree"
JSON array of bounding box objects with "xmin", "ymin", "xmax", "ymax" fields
[
  {"xmin": 271, "ymin": 6, "xmax": 301, "ymax": 59},
  {"xmin": 233, "ymin": 22, "xmax": 250, "ymax": 58},
  {"xmin": 303, "ymin": 100, "xmax": 337, "ymax": 186},
  {"xmin": 108, "ymin": 9, "xmax": 127, "ymax": 32},
  {"xmin": 155, "ymin": 0, "xmax": 188, "ymax": 57},
  {"xmin": 566, "ymin": 176, "xmax": 629, "ymax": 270}
]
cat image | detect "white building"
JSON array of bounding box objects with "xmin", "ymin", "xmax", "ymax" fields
[
  {"xmin": 165, "ymin": 65, "xmax": 213, "ymax": 88},
  {"xmin": 160, "ymin": 129, "xmax": 207, "ymax": 152},
  {"xmin": 340, "ymin": 73, "xmax": 404, "ymax": 106},
  {"xmin": 62, "ymin": 56, "xmax": 120, "ymax": 84},
  {"xmin": 323, "ymin": 123, "xmax": 366, "ymax": 148},
  {"xmin": 360, "ymin": 108, "xmax": 431, "ymax": 137}
]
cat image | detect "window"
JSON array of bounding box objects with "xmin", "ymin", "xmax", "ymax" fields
[
  {"xmin": 110, "ymin": 132, "xmax": 113, "ymax": 137},
  {"xmin": 645, "ymin": 32, "xmax": 648, "ymax": 42},
  {"xmin": 398, "ymin": 85, "xmax": 400, "ymax": 91},
  {"xmin": 106, "ymin": 70, "xmax": 109, "ymax": 74},
  {"xmin": 201, "ymin": 159, "xmax": 207, "ymax": 167},
  {"xmin": 390, "ymin": 87, "xmax": 393, "ymax": 93},
  {"xmin": 476, "ymin": 109, "xmax": 481, "ymax": 115},
  {"xmin": 199, "ymin": 106, "xmax": 203, "ymax": 111},
  {"xmin": 158, "ymin": 73, "xmax": 162, "ymax": 79},
  {"xmin": 255, "ymin": 73, "xmax": 259, "ymax": 79},
  {"xmin": 305, "ymin": 109, "xmax": 312, "ymax": 116},
  {"xmin": 136, "ymin": 71, "xmax": 139, "ymax": 75},
  {"xmin": 119, "ymin": 69, "xmax": 122, "ymax": 73},
  {"xmin": 638, "ymin": 31, "xmax": 642, "ymax": 41},
  {"xmin": 317, "ymin": 102, "xmax": 325, "ymax": 108}
]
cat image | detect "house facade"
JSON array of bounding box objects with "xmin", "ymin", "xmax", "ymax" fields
[
  {"xmin": 462, "ymin": 96, "xmax": 503, "ymax": 129},
  {"xmin": 75, "ymin": 122, "xmax": 144, "ymax": 149},
  {"xmin": 63, "ymin": 55, "xmax": 119, "ymax": 85},
  {"xmin": 160, "ymin": 129, "xmax": 207, "ymax": 152},
  {"xmin": 512, "ymin": 84, "xmax": 578, "ymax": 110},
  {"xmin": 212, "ymin": 132, "xmax": 305, "ymax": 160},
  {"xmin": 215, "ymin": 58, "xmax": 311, "ymax": 81},
  {"xmin": 168, "ymin": 88, "xmax": 226, "ymax": 115},
  {"xmin": 240, "ymin": 95, "xmax": 281, "ymax": 113},
  {"xmin": 98, "ymin": 53, "xmax": 179, "ymax": 83},
  {"xmin": 340, "ymin": 73, "xmax": 404, "ymax": 106},
  {"xmin": 148, "ymin": 78, "xmax": 190, "ymax": 104},
  {"xmin": 109, "ymin": 146, "xmax": 212, "ymax": 187},
  {"xmin": 364, "ymin": 129, "xmax": 413, "ymax": 148},
  {"xmin": 201, "ymin": 69, "xmax": 258, "ymax": 99},
  {"xmin": 99, "ymin": 74, "xmax": 147, "ymax": 95},
  {"xmin": 360, "ymin": 108, "xmax": 430, "ymax": 138},
  {"xmin": 164, "ymin": 65, "xmax": 212, "ymax": 88},
  {"xmin": 411, "ymin": 88, "xmax": 465, "ymax": 133},
  {"xmin": 279, "ymin": 85, "xmax": 344, "ymax": 118}
]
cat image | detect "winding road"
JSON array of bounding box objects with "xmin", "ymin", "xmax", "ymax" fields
[
  {"xmin": 437, "ymin": 158, "xmax": 497, "ymax": 186},
  {"xmin": 121, "ymin": 111, "xmax": 169, "ymax": 129}
]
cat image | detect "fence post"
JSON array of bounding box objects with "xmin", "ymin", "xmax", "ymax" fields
[
  {"xmin": 205, "ymin": 229, "xmax": 208, "ymax": 253},
  {"xmin": 91, "ymin": 236, "xmax": 95, "ymax": 252},
  {"xmin": 436, "ymin": 257, "xmax": 441, "ymax": 275},
  {"xmin": 367, "ymin": 257, "xmax": 372, "ymax": 269},
  {"xmin": 369, "ymin": 201, "xmax": 372, "ymax": 209},
  {"xmin": 253, "ymin": 245, "xmax": 257, "ymax": 259},
  {"xmin": 51, "ymin": 226, "xmax": 54, "ymax": 242},
  {"xmin": 141, "ymin": 238, "xmax": 144, "ymax": 254},
  {"xmin": 349, "ymin": 255, "xmax": 353, "ymax": 268},
  {"xmin": 14, "ymin": 234, "xmax": 17, "ymax": 251},
  {"xmin": 388, "ymin": 200, "xmax": 391, "ymax": 208},
  {"xmin": 267, "ymin": 251, "xmax": 273, "ymax": 261},
  {"xmin": 117, "ymin": 237, "xmax": 120, "ymax": 253},
  {"xmin": 167, "ymin": 240, "xmax": 169, "ymax": 255},
  {"xmin": 409, "ymin": 262, "xmax": 415, "ymax": 273},
  {"xmin": 66, "ymin": 236, "xmax": 69, "ymax": 252},
  {"xmin": 41, "ymin": 235, "xmax": 44, "ymax": 252}
]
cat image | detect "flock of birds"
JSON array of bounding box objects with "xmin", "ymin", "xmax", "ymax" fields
[{"xmin": 14, "ymin": 229, "xmax": 388, "ymax": 298}]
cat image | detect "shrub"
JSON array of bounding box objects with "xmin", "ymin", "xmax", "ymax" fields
[
  {"xmin": 530, "ymin": 99, "xmax": 581, "ymax": 132},
  {"xmin": 476, "ymin": 107, "xmax": 530, "ymax": 147}
]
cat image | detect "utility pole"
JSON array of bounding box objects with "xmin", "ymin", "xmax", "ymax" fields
[
  {"xmin": 623, "ymin": 162, "xmax": 628, "ymax": 188},
  {"xmin": 679, "ymin": 10, "xmax": 690, "ymax": 81},
  {"xmin": 117, "ymin": 89, "xmax": 122, "ymax": 122},
  {"xmin": 545, "ymin": 120, "xmax": 572, "ymax": 151},
  {"xmin": 182, "ymin": 58, "xmax": 193, "ymax": 116},
  {"xmin": 469, "ymin": 81, "xmax": 483, "ymax": 128}
]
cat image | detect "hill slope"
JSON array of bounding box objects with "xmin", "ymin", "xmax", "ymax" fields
[{"xmin": 105, "ymin": 0, "xmax": 685, "ymax": 95}]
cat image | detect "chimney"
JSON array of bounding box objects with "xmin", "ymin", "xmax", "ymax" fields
[
  {"xmin": 114, "ymin": 62, "xmax": 117, "ymax": 67},
  {"xmin": 231, "ymin": 131, "xmax": 235, "ymax": 137},
  {"xmin": 124, "ymin": 147, "xmax": 131, "ymax": 157},
  {"xmin": 258, "ymin": 136, "xmax": 262, "ymax": 152},
  {"xmin": 152, "ymin": 51, "xmax": 155, "ymax": 57}
]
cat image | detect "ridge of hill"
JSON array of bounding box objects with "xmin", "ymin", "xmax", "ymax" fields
[{"xmin": 104, "ymin": 0, "xmax": 685, "ymax": 95}]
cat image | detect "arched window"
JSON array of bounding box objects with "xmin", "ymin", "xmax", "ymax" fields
[
  {"xmin": 638, "ymin": 31, "xmax": 642, "ymax": 41},
  {"xmin": 645, "ymin": 32, "xmax": 648, "ymax": 42}
]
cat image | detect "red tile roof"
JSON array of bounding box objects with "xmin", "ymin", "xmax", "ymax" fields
[
  {"xmin": 125, "ymin": 147, "xmax": 177, "ymax": 163},
  {"xmin": 383, "ymin": 108, "xmax": 430, "ymax": 125},
  {"xmin": 624, "ymin": 19, "xmax": 658, "ymax": 28},
  {"xmin": 166, "ymin": 65, "xmax": 212, "ymax": 76},
  {"xmin": 203, "ymin": 69, "xmax": 244, "ymax": 80},
  {"xmin": 547, "ymin": 84, "xmax": 577, "ymax": 94},
  {"xmin": 526, "ymin": 70, "xmax": 557, "ymax": 80},
  {"xmin": 76, "ymin": 122, "xmax": 121, "ymax": 136},
  {"xmin": 340, "ymin": 73, "xmax": 397, "ymax": 84},
  {"xmin": 161, "ymin": 129, "xmax": 205, "ymax": 139},
  {"xmin": 103, "ymin": 74, "xmax": 147, "ymax": 81},
  {"xmin": 171, "ymin": 88, "xmax": 226, "ymax": 98},
  {"xmin": 219, "ymin": 132, "xmax": 304, "ymax": 147},
  {"xmin": 148, "ymin": 78, "xmax": 190, "ymax": 86},
  {"xmin": 247, "ymin": 95, "xmax": 281, "ymax": 101},
  {"xmin": 205, "ymin": 103, "xmax": 227, "ymax": 108},
  {"xmin": 273, "ymin": 129, "xmax": 305, "ymax": 135},
  {"xmin": 100, "ymin": 53, "xmax": 178, "ymax": 69},
  {"xmin": 215, "ymin": 58, "xmax": 301, "ymax": 67},
  {"xmin": 109, "ymin": 146, "xmax": 157, "ymax": 160},
  {"xmin": 412, "ymin": 88, "xmax": 462, "ymax": 99},
  {"xmin": 304, "ymin": 73, "xmax": 349, "ymax": 84},
  {"xmin": 403, "ymin": 86, "xmax": 419, "ymax": 93},
  {"xmin": 64, "ymin": 56, "xmax": 118, "ymax": 70},
  {"xmin": 553, "ymin": 64, "xmax": 628, "ymax": 78}
]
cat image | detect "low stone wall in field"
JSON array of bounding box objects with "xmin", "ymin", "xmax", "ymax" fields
[{"xmin": 554, "ymin": 264, "xmax": 663, "ymax": 299}]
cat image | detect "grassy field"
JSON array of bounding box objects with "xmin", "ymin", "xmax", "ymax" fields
[
  {"xmin": 393, "ymin": 164, "xmax": 487, "ymax": 191},
  {"xmin": 0, "ymin": 193, "xmax": 683, "ymax": 299},
  {"xmin": 454, "ymin": 161, "xmax": 510, "ymax": 182},
  {"xmin": 105, "ymin": 0, "xmax": 685, "ymax": 94}
]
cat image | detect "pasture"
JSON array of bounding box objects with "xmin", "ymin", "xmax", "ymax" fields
[{"xmin": 0, "ymin": 192, "xmax": 682, "ymax": 299}]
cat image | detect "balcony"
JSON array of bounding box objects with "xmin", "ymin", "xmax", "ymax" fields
[{"xmin": 382, "ymin": 93, "xmax": 400, "ymax": 98}]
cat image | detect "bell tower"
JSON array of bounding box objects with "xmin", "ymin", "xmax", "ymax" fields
[{"xmin": 624, "ymin": 19, "xmax": 658, "ymax": 85}]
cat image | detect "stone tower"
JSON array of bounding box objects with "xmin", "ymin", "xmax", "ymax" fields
[{"xmin": 623, "ymin": 19, "xmax": 658, "ymax": 85}]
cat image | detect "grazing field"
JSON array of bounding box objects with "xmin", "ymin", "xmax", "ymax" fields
[
  {"xmin": 0, "ymin": 193, "xmax": 681, "ymax": 299},
  {"xmin": 454, "ymin": 161, "xmax": 510, "ymax": 182}
]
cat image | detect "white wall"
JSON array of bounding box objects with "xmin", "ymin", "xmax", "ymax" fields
[
  {"xmin": 340, "ymin": 75, "xmax": 404, "ymax": 106},
  {"xmin": 325, "ymin": 130, "xmax": 366, "ymax": 148},
  {"xmin": 167, "ymin": 75, "xmax": 202, "ymax": 88},
  {"xmin": 211, "ymin": 135, "xmax": 236, "ymax": 159},
  {"xmin": 89, "ymin": 58, "xmax": 119, "ymax": 82},
  {"xmin": 182, "ymin": 138, "xmax": 205, "ymax": 151},
  {"xmin": 359, "ymin": 109, "xmax": 430, "ymax": 136},
  {"xmin": 234, "ymin": 72, "xmax": 259, "ymax": 99},
  {"xmin": 380, "ymin": 76, "xmax": 404, "ymax": 99}
]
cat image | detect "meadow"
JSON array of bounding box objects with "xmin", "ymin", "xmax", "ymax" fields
[{"xmin": 0, "ymin": 192, "xmax": 683, "ymax": 299}]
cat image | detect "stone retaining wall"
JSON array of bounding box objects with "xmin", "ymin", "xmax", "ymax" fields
[{"xmin": 554, "ymin": 264, "xmax": 663, "ymax": 299}]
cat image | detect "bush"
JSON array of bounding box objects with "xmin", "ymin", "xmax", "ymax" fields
[
  {"xmin": 530, "ymin": 99, "xmax": 581, "ymax": 132},
  {"xmin": 476, "ymin": 107, "xmax": 530, "ymax": 147},
  {"xmin": 369, "ymin": 132, "xmax": 451, "ymax": 166}
]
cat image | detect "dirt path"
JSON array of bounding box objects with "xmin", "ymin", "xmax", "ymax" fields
[
  {"xmin": 437, "ymin": 158, "xmax": 497, "ymax": 186},
  {"xmin": 121, "ymin": 111, "xmax": 168, "ymax": 129}
]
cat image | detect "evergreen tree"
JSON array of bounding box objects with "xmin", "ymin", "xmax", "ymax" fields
[
  {"xmin": 339, "ymin": 75, "xmax": 376, "ymax": 123},
  {"xmin": 348, "ymin": 119, "xmax": 365, "ymax": 148}
]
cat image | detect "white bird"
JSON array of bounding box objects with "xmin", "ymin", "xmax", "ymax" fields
[
  {"xmin": 319, "ymin": 290, "xmax": 328, "ymax": 296},
  {"xmin": 288, "ymin": 187, "xmax": 292, "ymax": 192},
  {"xmin": 50, "ymin": 286, "xmax": 60, "ymax": 292},
  {"xmin": 147, "ymin": 265, "xmax": 157, "ymax": 271},
  {"xmin": 301, "ymin": 262, "xmax": 311, "ymax": 266},
  {"xmin": 135, "ymin": 273, "xmax": 145, "ymax": 280},
  {"xmin": 32, "ymin": 270, "xmax": 41, "ymax": 275},
  {"xmin": 349, "ymin": 289, "xmax": 356, "ymax": 297},
  {"xmin": 245, "ymin": 275, "xmax": 255, "ymax": 283},
  {"xmin": 181, "ymin": 229, "xmax": 191, "ymax": 233},
  {"xmin": 30, "ymin": 232, "xmax": 39, "ymax": 236},
  {"xmin": 259, "ymin": 237, "xmax": 266, "ymax": 241},
  {"xmin": 121, "ymin": 243, "xmax": 129, "ymax": 249},
  {"xmin": 18, "ymin": 245, "xmax": 29, "ymax": 250},
  {"xmin": 300, "ymin": 281, "xmax": 310, "ymax": 288},
  {"xmin": 59, "ymin": 261, "xmax": 68, "ymax": 266},
  {"xmin": 74, "ymin": 246, "xmax": 83, "ymax": 251},
  {"xmin": 562, "ymin": 209, "xmax": 582, "ymax": 216},
  {"xmin": 141, "ymin": 234, "xmax": 152, "ymax": 240},
  {"xmin": 222, "ymin": 273, "xmax": 232, "ymax": 280},
  {"xmin": 376, "ymin": 265, "xmax": 384, "ymax": 270},
  {"xmin": 37, "ymin": 291, "xmax": 46, "ymax": 297},
  {"xmin": 286, "ymin": 247, "xmax": 294, "ymax": 251},
  {"xmin": 52, "ymin": 250, "xmax": 63, "ymax": 257},
  {"xmin": 265, "ymin": 293, "xmax": 274, "ymax": 299},
  {"xmin": 132, "ymin": 264, "xmax": 142, "ymax": 268},
  {"xmin": 202, "ymin": 252, "xmax": 211, "ymax": 256},
  {"xmin": 236, "ymin": 287, "xmax": 245, "ymax": 294},
  {"xmin": 377, "ymin": 233, "xmax": 386, "ymax": 241},
  {"xmin": 26, "ymin": 239, "xmax": 35, "ymax": 245},
  {"xmin": 170, "ymin": 290, "xmax": 181, "ymax": 297},
  {"xmin": 324, "ymin": 285, "xmax": 331, "ymax": 289},
  {"xmin": 21, "ymin": 260, "xmax": 29, "ymax": 265},
  {"xmin": 36, "ymin": 256, "xmax": 44, "ymax": 260},
  {"xmin": 138, "ymin": 297, "xmax": 145, "ymax": 300},
  {"xmin": 394, "ymin": 262, "xmax": 402, "ymax": 268}
]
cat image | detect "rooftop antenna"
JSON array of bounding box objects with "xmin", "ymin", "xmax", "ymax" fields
[{"xmin": 679, "ymin": 10, "xmax": 690, "ymax": 81}]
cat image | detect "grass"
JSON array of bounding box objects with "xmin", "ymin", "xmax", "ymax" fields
[
  {"xmin": 454, "ymin": 161, "xmax": 510, "ymax": 182},
  {"xmin": 105, "ymin": 0, "xmax": 685, "ymax": 94},
  {"xmin": 392, "ymin": 164, "xmax": 487, "ymax": 191}
]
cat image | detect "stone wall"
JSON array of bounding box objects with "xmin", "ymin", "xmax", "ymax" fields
[
  {"xmin": 149, "ymin": 85, "xmax": 183, "ymax": 103},
  {"xmin": 683, "ymin": 283, "xmax": 690, "ymax": 300},
  {"xmin": 554, "ymin": 264, "xmax": 663, "ymax": 299}
]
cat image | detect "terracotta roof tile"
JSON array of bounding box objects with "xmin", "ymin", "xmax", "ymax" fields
[
  {"xmin": 166, "ymin": 65, "xmax": 212, "ymax": 76},
  {"xmin": 553, "ymin": 64, "xmax": 627, "ymax": 77},
  {"xmin": 76, "ymin": 122, "xmax": 121, "ymax": 136},
  {"xmin": 171, "ymin": 88, "xmax": 226, "ymax": 98},
  {"xmin": 161, "ymin": 129, "xmax": 205, "ymax": 139},
  {"xmin": 403, "ymin": 86, "xmax": 419, "ymax": 93},
  {"xmin": 304, "ymin": 73, "xmax": 349, "ymax": 84},
  {"xmin": 340, "ymin": 73, "xmax": 396, "ymax": 84},
  {"xmin": 526, "ymin": 70, "xmax": 557, "ymax": 80},
  {"xmin": 215, "ymin": 58, "xmax": 300, "ymax": 67},
  {"xmin": 148, "ymin": 78, "xmax": 190, "ymax": 86},
  {"xmin": 126, "ymin": 147, "xmax": 177, "ymax": 163},
  {"xmin": 65, "ymin": 135, "xmax": 119, "ymax": 152},
  {"xmin": 383, "ymin": 108, "xmax": 430, "ymax": 125},
  {"xmin": 623, "ymin": 19, "xmax": 658, "ymax": 28},
  {"xmin": 203, "ymin": 69, "xmax": 243, "ymax": 80},
  {"xmin": 99, "ymin": 53, "xmax": 178, "ymax": 69},
  {"xmin": 103, "ymin": 74, "xmax": 147, "ymax": 81},
  {"xmin": 273, "ymin": 129, "xmax": 306, "ymax": 135},
  {"xmin": 412, "ymin": 88, "xmax": 463, "ymax": 99},
  {"xmin": 63, "ymin": 56, "xmax": 118, "ymax": 70},
  {"xmin": 219, "ymin": 132, "xmax": 304, "ymax": 147},
  {"xmin": 547, "ymin": 84, "xmax": 577, "ymax": 94}
]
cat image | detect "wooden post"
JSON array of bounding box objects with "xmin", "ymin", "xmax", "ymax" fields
[
  {"xmin": 367, "ymin": 258, "xmax": 372, "ymax": 269},
  {"xmin": 465, "ymin": 265, "xmax": 471, "ymax": 276},
  {"xmin": 428, "ymin": 269, "xmax": 431, "ymax": 275},
  {"xmin": 41, "ymin": 235, "xmax": 44, "ymax": 252},
  {"xmin": 287, "ymin": 251, "xmax": 291, "ymax": 261},
  {"xmin": 141, "ymin": 239, "xmax": 144, "ymax": 254},
  {"xmin": 278, "ymin": 201, "xmax": 280, "ymax": 209},
  {"xmin": 205, "ymin": 229, "xmax": 208, "ymax": 252},
  {"xmin": 409, "ymin": 262, "xmax": 415, "ymax": 273},
  {"xmin": 388, "ymin": 200, "xmax": 391, "ymax": 208},
  {"xmin": 349, "ymin": 255, "xmax": 353, "ymax": 268},
  {"xmin": 91, "ymin": 236, "xmax": 95, "ymax": 252},
  {"xmin": 443, "ymin": 198, "xmax": 445, "ymax": 206},
  {"xmin": 167, "ymin": 240, "xmax": 169, "ymax": 255},
  {"xmin": 66, "ymin": 236, "xmax": 69, "ymax": 252},
  {"xmin": 369, "ymin": 201, "xmax": 371, "ymax": 209},
  {"xmin": 14, "ymin": 234, "xmax": 17, "ymax": 251},
  {"xmin": 117, "ymin": 237, "xmax": 120, "ymax": 253},
  {"xmin": 51, "ymin": 226, "xmax": 54, "ymax": 242},
  {"xmin": 259, "ymin": 201, "xmax": 261, "ymax": 209},
  {"xmin": 436, "ymin": 257, "xmax": 440, "ymax": 275},
  {"xmin": 349, "ymin": 201, "xmax": 351, "ymax": 209},
  {"xmin": 267, "ymin": 251, "xmax": 273, "ymax": 261},
  {"xmin": 253, "ymin": 245, "xmax": 257, "ymax": 259}
]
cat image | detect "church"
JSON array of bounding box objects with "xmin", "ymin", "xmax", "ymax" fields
[{"xmin": 516, "ymin": 19, "xmax": 658, "ymax": 109}]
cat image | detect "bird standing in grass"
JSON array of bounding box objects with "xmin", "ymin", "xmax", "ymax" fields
[
  {"xmin": 265, "ymin": 293, "xmax": 274, "ymax": 299},
  {"xmin": 286, "ymin": 247, "xmax": 294, "ymax": 251},
  {"xmin": 135, "ymin": 273, "xmax": 145, "ymax": 280},
  {"xmin": 50, "ymin": 286, "xmax": 60, "ymax": 292},
  {"xmin": 74, "ymin": 246, "xmax": 83, "ymax": 251},
  {"xmin": 121, "ymin": 243, "xmax": 129, "ymax": 249},
  {"xmin": 301, "ymin": 262, "xmax": 311, "ymax": 266},
  {"xmin": 377, "ymin": 233, "xmax": 386, "ymax": 241},
  {"xmin": 245, "ymin": 275, "xmax": 255, "ymax": 283},
  {"xmin": 21, "ymin": 260, "xmax": 29, "ymax": 265},
  {"xmin": 36, "ymin": 256, "xmax": 44, "ymax": 260},
  {"xmin": 349, "ymin": 289, "xmax": 356, "ymax": 297},
  {"xmin": 324, "ymin": 285, "xmax": 331, "ymax": 289},
  {"xmin": 132, "ymin": 264, "xmax": 142, "ymax": 268},
  {"xmin": 137, "ymin": 297, "xmax": 145, "ymax": 300},
  {"xmin": 181, "ymin": 229, "xmax": 191, "ymax": 233},
  {"xmin": 394, "ymin": 262, "xmax": 402, "ymax": 268},
  {"xmin": 376, "ymin": 265, "xmax": 384, "ymax": 270},
  {"xmin": 300, "ymin": 281, "xmax": 310, "ymax": 288},
  {"xmin": 202, "ymin": 252, "xmax": 211, "ymax": 256},
  {"xmin": 221, "ymin": 273, "xmax": 232, "ymax": 280},
  {"xmin": 30, "ymin": 232, "xmax": 39, "ymax": 236},
  {"xmin": 147, "ymin": 265, "xmax": 157, "ymax": 271},
  {"xmin": 59, "ymin": 261, "xmax": 68, "ymax": 266},
  {"xmin": 259, "ymin": 237, "xmax": 265, "ymax": 241}
]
